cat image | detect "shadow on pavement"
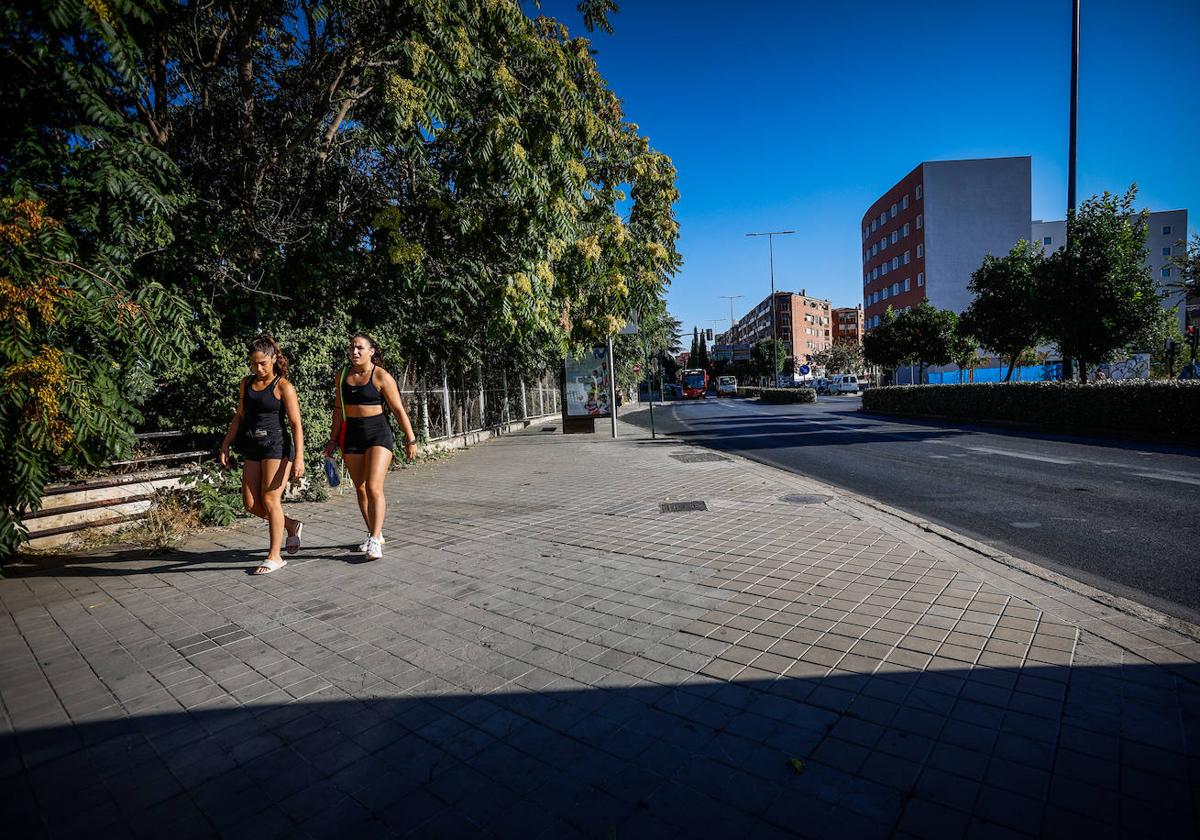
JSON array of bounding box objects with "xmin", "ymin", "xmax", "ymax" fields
[{"xmin": 3, "ymin": 665, "xmax": 1197, "ymax": 838}]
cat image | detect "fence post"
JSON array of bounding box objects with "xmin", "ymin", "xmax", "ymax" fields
[
  {"xmin": 478, "ymin": 367, "xmax": 486, "ymax": 429},
  {"xmin": 441, "ymin": 363, "xmax": 453, "ymax": 436},
  {"xmin": 538, "ymin": 377, "xmax": 545, "ymax": 416},
  {"xmin": 519, "ymin": 378, "xmax": 528, "ymax": 420},
  {"xmin": 419, "ymin": 373, "xmax": 430, "ymax": 441}
]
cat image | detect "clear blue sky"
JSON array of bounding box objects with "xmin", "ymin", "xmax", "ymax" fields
[{"xmin": 538, "ymin": 0, "xmax": 1200, "ymax": 337}]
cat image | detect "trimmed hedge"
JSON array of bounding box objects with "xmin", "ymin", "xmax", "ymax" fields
[
  {"xmin": 737, "ymin": 387, "xmax": 817, "ymax": 404},
  {"xmin": 861, "ymin": 381, "xmax": 1200, "ymax": 443}
]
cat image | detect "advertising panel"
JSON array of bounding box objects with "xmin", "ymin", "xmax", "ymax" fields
[{"xmin": 564, "ymin": 347, "xmax": 612, "ymax": 417}]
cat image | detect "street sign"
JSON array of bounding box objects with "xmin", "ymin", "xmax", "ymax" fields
[{"xmin": 797, "ymin": 364, "xmax": 810, "ymax": 375}]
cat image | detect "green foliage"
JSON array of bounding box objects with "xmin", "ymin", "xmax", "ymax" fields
[
  {"xmin": 179, "ymin": 462, "xmax": 246, "ymax": 527},
  {"xmin": 960, "ymin": 240, "xmax": 1045, "ymax": 381},
  {"xmin": 863, "ymin": 303, "xmax": 957, "ymax": 379},
  {"xmin": 752, "ymin": 339, "xmax": 786, "ymax": 376},
  {"xmin": 1143, "ymin": 307, "xmax": 1188, "ymax": 379},
  {"xmin": 811, "ymin": 343, "xmax": 863, "ymax": 375},
  {"xmin": 1166, "ymin": 233, "xmax": 1199, "ymax": 316},
  {"xmin": 0, "ymin": 0, "xmax": 191, "ymax": 554},
  {"xmin": 1040, "ymin": 187, "xmax": 1162, "ymax": 381},
  {"xmin": 861, "ymin": 381, "xmax": 1200, "ymax": 443}
]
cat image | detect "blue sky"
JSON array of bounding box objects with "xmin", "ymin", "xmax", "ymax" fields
[{"xmin": 537, "ymin": 0, "xmax": 1200, "ymax": 337}]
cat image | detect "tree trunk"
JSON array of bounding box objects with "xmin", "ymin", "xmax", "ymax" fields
[
  {"xmin": 1079, "ymin": 365, "xmax": 1088, "ymax": 384},
  {"xmin": 1004, "ymin": 355, "xmax": 1015, "ymax": 382}
]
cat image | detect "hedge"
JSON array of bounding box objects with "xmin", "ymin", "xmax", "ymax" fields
[
  {"xmin": 861, "ymin": 381, "xmax": 1200, "ymax": 443},
  {"xmin": 737, "ymin": 387, "xmax": 817, "ymax": 404}
]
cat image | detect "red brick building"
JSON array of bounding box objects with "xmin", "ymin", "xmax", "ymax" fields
[{"xmin": 832, "ymin": 305, "xmax": 864, "ymax": 346}]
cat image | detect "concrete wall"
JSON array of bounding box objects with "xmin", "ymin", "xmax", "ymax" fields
[{"xmin": 923, "ymin": 157, "xmax": 1032, "ymax": 314}]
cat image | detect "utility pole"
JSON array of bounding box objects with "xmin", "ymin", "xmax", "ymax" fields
[
  {"xmin": 747, "ymin": 230, "xmax": 796, "ymax": 385},
  {"xmin": 1063, "ymin": 0, "xmax": 1080, "ymax": 382}
]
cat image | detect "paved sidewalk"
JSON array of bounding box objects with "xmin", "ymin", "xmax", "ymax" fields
[{"xmin": 2, "ymin": 419, "xmax": 1198, "ymax": 838}]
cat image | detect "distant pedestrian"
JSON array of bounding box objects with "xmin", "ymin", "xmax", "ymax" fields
[
  {"xmin": 219, "ymin": 334, "xmax": 305, "ymax": 574},
  {"xmin": 323, "ymin": 334, "xmax": 417, "ymax": 560}
]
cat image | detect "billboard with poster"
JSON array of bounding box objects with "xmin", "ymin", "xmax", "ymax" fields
[{"xmin": 564, "ymin": 347, "xmax": 612, "ymax": 417}]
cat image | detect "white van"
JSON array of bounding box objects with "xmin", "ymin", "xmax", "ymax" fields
[
  {"xmin": 829, "ymin": 374, "xmax": 861, "ymax": 395},
  {"xmin": 716, "ymin": 375, "xmax": 738, "ymax": 396}
]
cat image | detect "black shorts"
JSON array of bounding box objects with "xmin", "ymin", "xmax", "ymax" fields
[
  {"xmin": 237, "ymin": 427, "xmax": 293, "ymax": 462},
  {"xmin": 343, "ymin": 414, "xmax": 394, "ymax": 454}
]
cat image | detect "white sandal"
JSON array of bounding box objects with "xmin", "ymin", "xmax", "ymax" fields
[
  {"xmin": 285, "ymin": 522, "xmax": 303, "ymax": 555},
  {"xmin": 253, "ymin": 557, "xmax": 287, "ymax": 575}
]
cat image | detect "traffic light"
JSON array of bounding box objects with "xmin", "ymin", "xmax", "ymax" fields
[
  {"xmin": 705, "ymin": 328, "xmax": 713, "ymax": 342},
  {"xmin": 1188, "ymin": 324, "xmax": 1199, "ymax": 361}
]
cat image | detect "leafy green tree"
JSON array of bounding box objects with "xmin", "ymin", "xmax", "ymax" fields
[
  {"xmin": 949, "ymin": 322, "xmax": 983, "ymax": 383},
  {"xmin": 1040, "ymin": 187, "xmax": 1162, "ymax": 382},
  {"xmin": 961, "ymin": 240, "xmax": 1046, "ymax": 381},
  {"xmin": 0, "ymin": 0, "xmax": 190, "ymax": 552},
  {"xmin": 894, "ymin": 302, "xmax": 958, "ymax": 381},
  {"xmin": 812, "ymin": 343, "xmax": 864, "ymax": 375},
  {"xmin": 751, "ymin": 339, "xmax": 786, "ymax": 378},
  {"xmin": 1141, "ymin": 306, "xmax": 1188, "ymax": 379},
  {"xmin": 863, "ymin": 307, "xmax": 905, "ymax": 380},
  {"xmin": 1166, "ymin": 233, "xmax": 1199, "ymax": 327}
]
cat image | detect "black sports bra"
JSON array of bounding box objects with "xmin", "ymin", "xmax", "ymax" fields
[{"xmin": 341, "ymin": 365, "xmax": 383, "ymax": 406}]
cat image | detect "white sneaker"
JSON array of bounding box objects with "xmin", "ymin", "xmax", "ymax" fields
[
  {"xmin": 365, "ymin": 536, "xmax": 383, "ymax": 561},
  {"xmin": 358, "ymin": 534, "xmax": 385, "ymax": 553}
]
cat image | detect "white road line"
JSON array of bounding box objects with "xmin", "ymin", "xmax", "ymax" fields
[
  {"xmin": 963, "ymin": 446, "xmax": 1076, "ymax": 465},
  {"xmin": 1134, "ymin": 472, "xmax": 1200, "ymax": 486}
]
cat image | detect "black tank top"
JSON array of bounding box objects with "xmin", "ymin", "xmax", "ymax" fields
[
  {"xmin": 341, "ymin": 365, "xmax": 384, "ymax": 406},
  {"xmin": 243, "ymin": 375, "xmax": 286, "ymax": 431}
]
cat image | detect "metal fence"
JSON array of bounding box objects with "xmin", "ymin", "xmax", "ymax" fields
[{"xmin": 394, "ymin": 365, "xmax": 561, "ymax": 442}]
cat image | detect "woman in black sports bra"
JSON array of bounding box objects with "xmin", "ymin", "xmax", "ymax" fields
[
  {"xmin": 219, "ymin": 334, "xmax": 305, "ymax": 575},
  {"xmin": 322, "ymin": 334, "xmax": 416, "ymax": 561}
]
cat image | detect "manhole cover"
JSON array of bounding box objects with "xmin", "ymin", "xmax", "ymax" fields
[
  {"xmin": 780, "ymin": 494, "xmax": 832, "ymax": 505},
  {"xmin": 541, "ymin": 426, "xmax": 557, "ymax": 432},
  {"xmin": 670, "ymin": 453, "xmax": 729, "ymax": 463},
  {"xmin": 660, "ymin": 501, "xmax": 708, "ymax": 513}
]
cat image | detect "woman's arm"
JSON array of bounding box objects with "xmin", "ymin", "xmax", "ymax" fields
[
  {"xmin": 378, "ymin": 368, "xmax": 418, "ymax": 461},
  {"xmin": 282, "ymin": 381, "xmax": 305, "ymax": 479},
  {"xmin": 219, "ymin": 380, "xmax": 245, "ymax": 469},
  {"xmin": 324, "ymin": 373, "xmax": 344, "ymax": 457}
]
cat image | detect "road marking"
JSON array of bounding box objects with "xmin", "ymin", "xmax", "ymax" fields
[
  {"xmin": 1010, "ymin": 522, "xmax": 1042, "ymax": 529},
  {"xmin": 964, "ymin": 446, "xmax": 1075, "ymax": 465},
  {"xmin": 1133, "ymin": 472, "xmax": 1200, "ymax": 486}
]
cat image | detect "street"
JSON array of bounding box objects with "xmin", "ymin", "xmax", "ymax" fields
[{"xmin": 625, "ymin": 395, "xmax": 1200, "ymax": 623}]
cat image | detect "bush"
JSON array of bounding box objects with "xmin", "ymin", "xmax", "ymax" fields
[
  {"xmin": 738, "ymin": 387, "xmax": 817, "ymax": 404},
  {"xmin": 861, "ymin": 381, "xmax": 1200, "ymax": 443}
]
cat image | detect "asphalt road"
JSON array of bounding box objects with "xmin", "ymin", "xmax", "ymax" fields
[{"xmin": 624, "ymin": 394, "xmax": 1200, "ymax": 624}]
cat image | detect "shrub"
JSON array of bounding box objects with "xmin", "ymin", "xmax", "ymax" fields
[
  {"xmin": 738, "ymin": 387, "xmax": 816, "ymax": 404},
  {"xmin": 861, "ymin": 381, "xmax": 1200, "ymax": 442}
]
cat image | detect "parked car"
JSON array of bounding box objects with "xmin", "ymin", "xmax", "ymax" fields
[
  {"xmin": 716, "ymin": 375, "xmax": 738, "ymax": 396},
  {"xmin": 829, "ymin": 374, "xmax": 861, "ymax": 395},
  {"xmin": 813, "ymin": 377, "xmax": 831, "ymax": 395}
]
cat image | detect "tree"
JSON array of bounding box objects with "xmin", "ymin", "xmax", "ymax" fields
[
  {"xmin": 689, "ymin": 327, "xmax": 700, "ymax": 364},
  {"xmin": 812, "ymin": 344, "xmax": 864, "ymax": 375},
  {"xmin": 0, "ymin": 0, "xmax": 190, "ymax": 553},
  {"xmin": 751, "ymin": 339, "xmax": 786, "ymax": 378},
  {"xmin": 863, "ymin": 307, "xmax": 905, "ymax": 381},
  {"xmin": 1166, "ymin": 233, "xmax": 1199, "ymax": 320},
  {"xmin": 694, "ymin": 330, "xmax": 709, "ymax": 370},
  {"xmin": 960, "ymin": 240, "xmax": 1046, "ymax": 381},
  {"xmin": 1141, "ymin": 306, "xmax": 1188, "ymax": 379},
  {"xmin": 1040, "ymin": 187, "xmax": 1163, "ymax": 383},
  {"xmin": 948, "ymin": 321, "xmax": 981, "ymax": 383},
  {"xmin": 896, "ymin": 302, "xmax": 958, "ymax": 381}
]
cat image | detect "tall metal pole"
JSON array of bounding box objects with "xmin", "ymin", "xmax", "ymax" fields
[
  {"xmin": 720, "ymin": 295, "xmax": 744, "ymax": 343},
  {"xmin": 747, "ymin": 231, "xmax": 796, "ymax": 386},
  {"xmin": 1063, "ymin": 0, "xmax": 1080, "ymax": 381},
  {"xmin": 607, "ymin": 336, "xmax": 618, "ymax": 438}
]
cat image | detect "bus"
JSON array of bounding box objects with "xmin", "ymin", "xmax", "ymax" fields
[{"xmin": 680, "ymin": 368, "xmax": 708, "ymax": 399}]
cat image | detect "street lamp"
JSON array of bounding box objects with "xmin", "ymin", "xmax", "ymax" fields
[
  {"xmin": 720, "ymin": 295, "xmax": 744, "ymax": 344},
  {"xmin": 746, "ymin": 230, "xmax": 796, "ymax": 383}
]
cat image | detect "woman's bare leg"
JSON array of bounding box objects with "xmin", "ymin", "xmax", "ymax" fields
[{"xmin": 363, "ymin": 445, "xmax": 392, "ymax": 538}]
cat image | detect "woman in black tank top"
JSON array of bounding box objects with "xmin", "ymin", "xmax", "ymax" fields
[
  {"xmin": 219, "ymin": 335, "xmax": 306, "ymax": 575},
  {"xmin": 322, "ymin": 333, "xmax": 417, "ymax": 561}
]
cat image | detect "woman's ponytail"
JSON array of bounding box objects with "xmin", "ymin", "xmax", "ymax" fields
[{"xmin": 249, "ymin": 333, "xmax": 289, "ymax": 379}]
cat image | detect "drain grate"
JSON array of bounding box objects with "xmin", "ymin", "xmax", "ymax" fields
[
  {"xmin": 541, "ymin": 426, "xmax": 557, "ymax": 432},
  {"xmin": 660, "ymin": 500, "xmax": 708, "ymax": 513},
  {"xmin": 670, "ymin": 453, "xmax": 729, "ymax": 463},
  {"xmin": 780, "ymin": 494, "xmax": 832, "ymax": 505}
]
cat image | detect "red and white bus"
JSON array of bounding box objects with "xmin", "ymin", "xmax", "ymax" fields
[{"xmin": 679, "ymin": 368, "xmax": 708, "ymax": 399}]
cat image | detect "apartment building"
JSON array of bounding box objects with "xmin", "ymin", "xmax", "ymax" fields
[
  {"xmin": 832, "ymin": 305, "xmax": 864, "ymax": 346},
  {"xmin": 717, "ymin": 290, "xmax": 833, "ymax": 365},
  {"xmin": 862, "ymin": 157, "xmax": 1032, "ymax": 329},
  {"xmin": 1032, "ymin": 209, "xmax": 1190, "ymax": 329}
]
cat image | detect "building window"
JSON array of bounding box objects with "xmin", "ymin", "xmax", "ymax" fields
[
  {"xmin": 1162, "ymin": 267, "xmax": 1171, "ymax": 278},
  {"xmin": 891, "ymin": 231, "xmax": 899, "ymax": 244},
  {"xmin": 916, "ymin": 214, "xmax": 923, "ymax": 229},
  {"xmin": 916, "ymin": 184, "xmax": 922, "ymax": 200},
  {"xmin": 902, "ymin": 251, "xmax": 910, "ymax": 265},
  {"xmin": 917, "ymin": 244, "xmax": 924, "ymax": 258},
  {"xmin": 881, "ymin": 263, "xmax": 889, "ymax": 276},
  {"xmin": 917, "ymin": 272, "xmax": 924, "ymax": 286},
  {"xmin": 892, "ymin": 282, "xmax": 900, "ymax": 295},
  {"xmin": 1043, "ymin": 236, "xmax": 1052, "ymax": 245},
  {"xmin": 871, "ymin": 243, "xmax": 877, "ymax": 256},
  {"xmin": 902, "ymin": 195, "xmax": 909, "ymax": 210},
  {"xmin": 864, "ymin": 228, "xmax": 869, "ymax": 240},
  {"xmin": 871, "ymin": 219, "xmax": 877, "ymax": 232},
  {"xmin": 880, "ymin": 212, "xmax": 887, "ymax": 226},
  {"xmin": 882, "ymin": 288, "xmax": 889, "ymax": 300},
  {"xmin": 890, "ymin": 203, "xmax": 898, "ymax": 217},
  {"xmin": 891, "ymin": 256, "xmax": 899, "ymax": 270},
  {"xmin": 903, "ymin": 223, "xmax": 910, "ymax": 237},
  {"xmin": 1163, "ymin": 246, "xmax": 1172, "ymax": 257},
  {"xmin": 1163, "ymin": 225, "xmax": 1172, "ymax": 235},
  {"xmin": 903, "ymin": 278, "xmax": 911, "ymax": 292}
]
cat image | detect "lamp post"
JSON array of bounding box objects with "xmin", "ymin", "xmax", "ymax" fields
[
  {"xmin": 1063, "ymin": 0, "xmax": 1080, "ymax": 381},
  {"xmin": 720, "ymin": 295, "xmax": 744, "ymax": 344},
  {"xmin": 746, "ymin": 230, "xmax": 796, "ymax": 384}
]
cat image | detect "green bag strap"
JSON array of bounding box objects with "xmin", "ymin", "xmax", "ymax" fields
[{"xmin": 338, "ymin": 366, "xmax": 347, "ymax": 423}]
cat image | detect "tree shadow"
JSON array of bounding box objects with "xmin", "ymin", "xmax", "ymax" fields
[{"xmin": 3, "ymin": 664, "xmax": 1197, "ymax": 838}]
